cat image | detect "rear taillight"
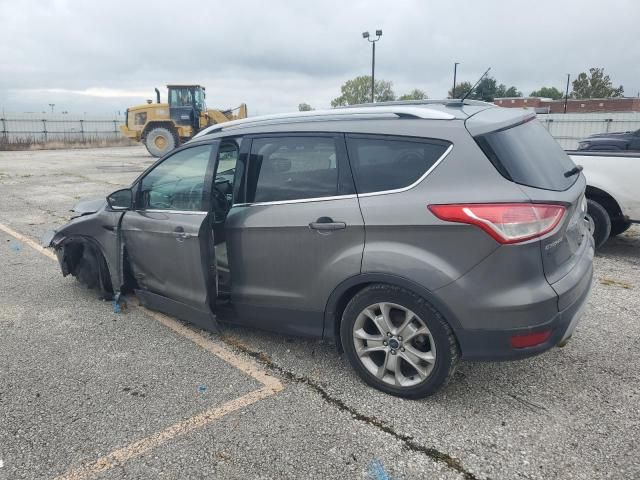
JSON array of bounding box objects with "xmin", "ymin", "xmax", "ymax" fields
[{"xmin": 428, "ymin": 203, "xmax": 565, "ymax": 244}]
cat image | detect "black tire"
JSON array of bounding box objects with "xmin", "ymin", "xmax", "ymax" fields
[
  {"xmin": 610, "ymin": 219, "xmax": 632, "ymax": 237},
  {"xmin": 75, "ymin": 244, "xmax": 113, "ymax": 300},
  {"xmin": 586, "ymin": 199, "xmax": 611, "ymax": 249},
  {"xmin": 144, "ymin": 126, "xmax": 177, "ymax": 157},
  {"xmin": 340, "ymin": 284, "xmax": 459, "ymax": 399}
]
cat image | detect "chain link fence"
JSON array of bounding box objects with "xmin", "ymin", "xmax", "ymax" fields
[
  {"xmin": 536, "ymin": 112, "xmax": 640, "ymax": 150},
  {"xmin": 0, "ymin": 113, "xmax": 127, "ymax": 149}
]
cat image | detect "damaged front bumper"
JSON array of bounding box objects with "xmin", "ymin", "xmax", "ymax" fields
[
  {"xmin": 42, "ymin": 229, "xmax": 57, "ymax": 248},
  {"xmin": 42, "ymin": 229, "xmax": 72, "ymax": 276}
]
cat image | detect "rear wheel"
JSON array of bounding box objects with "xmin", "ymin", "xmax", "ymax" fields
[
  {"xmin": 610, "ymin": 219, "xmax": 632, "ymax": 237},
  {"xmin": 586, "ymin": 199, "xmax": 611, "ymax": 249},
  {"xmin": 144, "ymin": 126, "xmax": 177, "ymax": 157},
  {"xmin": 341, "ymin": 284, "xmax": 459, "ymax": 398}
]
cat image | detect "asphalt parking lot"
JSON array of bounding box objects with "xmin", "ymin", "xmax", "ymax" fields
[{"xmin": 1, "ymin": 146, "xmax": 639, "ymax": 480}]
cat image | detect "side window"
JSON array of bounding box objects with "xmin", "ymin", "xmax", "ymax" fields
[
  {"xmin": 246, "ymin": 137, "xmax": 339, "ymax": 203},
  {"xmin": 139, "ymin": 145, "xmax": 212, "ymax": 211},
  {"xmin": 346, "ymin": 135, "xmax": 450, "ymax": 194},
  {"xmin": 217, "ymin": 141, "xmax": 239, "ymax": 178},
  {"xmin": 213, "ymin": 140, "xmax": 240, "ymax": 214}
]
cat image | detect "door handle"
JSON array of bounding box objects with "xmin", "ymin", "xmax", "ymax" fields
[
  {"xmin": 309, "ymin": 217, "xmax": 347, "ymax": 231},
  {"xmin": 173, "ymin": 226, "xmax": 194, "ymax": 241}
]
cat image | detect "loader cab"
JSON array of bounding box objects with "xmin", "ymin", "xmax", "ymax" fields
[{"xmin": 168, "ymin": 85, "xmax": 207, "ymax": 133}]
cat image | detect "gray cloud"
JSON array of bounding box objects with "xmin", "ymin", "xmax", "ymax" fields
[{"xmin": 1, "ymin": 0, "xmax": 638, "ymax": 115}]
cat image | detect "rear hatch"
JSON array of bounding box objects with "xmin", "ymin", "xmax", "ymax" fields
[{"xmin": 468, "ymin": 114, "xmax": 589, "ymax": 285}]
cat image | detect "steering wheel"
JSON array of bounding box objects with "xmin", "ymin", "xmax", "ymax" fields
[
  {"xmin": 179, "ymin": 182, "xmax": 204, "ymax": 211},
  {"xmin": 146, "ymin": 190, "xmax": 173, "ymax": 209}
]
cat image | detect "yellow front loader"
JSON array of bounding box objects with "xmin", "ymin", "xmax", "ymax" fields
[{"xmin": 120, "ymin": 85, "xmax": 247, "ymax": 157}]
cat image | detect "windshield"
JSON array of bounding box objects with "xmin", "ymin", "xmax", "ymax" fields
[{"xmin": 475, "ymin": 118, "xmax": 578, "ymax": 191}]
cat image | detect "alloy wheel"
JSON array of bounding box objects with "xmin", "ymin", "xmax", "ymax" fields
[{"xmin": 352, "ymin": 302, "xmax": 436, "ymax": 387}]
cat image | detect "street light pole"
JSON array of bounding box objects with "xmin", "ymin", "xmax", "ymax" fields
[
  {"xmin": 371, "ymin": 41, "xmax": 376, "ymax": 103},
  {"xmin": 452, "ymin": 62, "xmax": 460, "ymax": 99},
  {"xmin": 564, "ymin": 73, "xmax": 570, "ymax": 114},
  {"xmin": 362, "ymin": 29, "xmax": 382, "ymax": 103}
]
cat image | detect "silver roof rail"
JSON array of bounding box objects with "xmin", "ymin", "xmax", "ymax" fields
[
  {"xmin": 341, "ymin": 99, "xmax": 496, "ymax": 108},
  {"xmin": 194, "ymin": 106, "xmax": 456, "ymax": 138}
]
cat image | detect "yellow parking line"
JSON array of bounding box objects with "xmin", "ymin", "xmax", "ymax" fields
[
  {"xmin": 0, "ymin": 223, "xmax": 56, "ymax": 260},
  {"xmin": 0, "ymin": 223, "xmax": 283, "ymax": 479},
  {"xmin": 55, "ymin": 386, "xmax": 276, "ymax": 480},
  {"xmin": 143, "ymin": 308, "xmax": 282, "ymax": 392}
]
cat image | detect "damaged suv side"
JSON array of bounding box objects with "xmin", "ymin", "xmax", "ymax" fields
[{"xmin": 47, "ymin": 102, "xmax": 593, "ymax": 398}]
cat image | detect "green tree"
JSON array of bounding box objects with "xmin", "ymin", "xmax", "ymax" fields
[
  {"xmin": 496, "ymin": 84, "xmax": 522, "ymax": 98},
  {"xmin": 298, "ymin": 103, "xmax": 314, "ymax": 111},
  {"xmin": 331, "ymin": 76, "xmax": 395, "ymax": 106},
  {"xmin": 571, "ymin": 68, "xmax": 624, "ymax": 99},
  {"xmin": 473, "ymin": 77, "xmax": 499, "ymax": 101},
  {"xmin": 530, "ymin": 86, "xmax": 564, "ymax": 100},
  {"xmin": 449, "ymin": 77, "xmax": 520, "ymax": 101},
  {"xmin": 448, "ymin": 81, "xmax": 473, "ymax": 99},
  {"xmin": 398, "ymin": 89, "xmax": 428, "ymax": 101}
]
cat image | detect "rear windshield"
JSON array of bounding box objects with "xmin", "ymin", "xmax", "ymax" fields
[{"xmin": 475, "ymin": 118, "xmax": 577, "ymax": 191}]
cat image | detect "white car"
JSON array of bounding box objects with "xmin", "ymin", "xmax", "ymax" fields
[{"xmin": 569, "ymin": 151, "xmax": 640, "ymax": 248}]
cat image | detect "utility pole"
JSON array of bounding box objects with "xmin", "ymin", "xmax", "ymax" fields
[
  {"xmin": 563, "ymin": 74, "xmax": 570, "ymax": 114},
  {"xmin": 362, "ymin": 29, "xmax": 383, "ymax": 103},
  {"xmin": 371, "ymin": 41, "xmax": 375, "ymax": 103},
  {"xmin": 48, "ymin": 103, "xmax": 55, "ymax": 114},
  {"xmin": 452, "ymin": 62, "xmax": 460, "ymax": 98}
]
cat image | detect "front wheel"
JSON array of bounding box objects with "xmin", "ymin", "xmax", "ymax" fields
[
  {"xmin": 144, "ymin": 127, "xmax": 177, "ymax": 157},
  {"xmin": 341, "ymin": 284, "xmax": 459, "ymax": 399},
  {"xmin": 73, "ymin": 243, "xmax": 113, "ymax": 300}
]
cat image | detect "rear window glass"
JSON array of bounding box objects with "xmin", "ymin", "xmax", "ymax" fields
[
  {"xmin": 475, "ymin": 119, "xmax": 577, "ymax": 191},
  {"xmin": 346, "ymin": 135, "xmax": 450, "ymax": 194}
]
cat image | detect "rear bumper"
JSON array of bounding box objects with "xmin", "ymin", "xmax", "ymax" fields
[
  {"xmin": 456, "ymin": 265, "xmax": 592, "ymax": 360},
  {"xmin": 441, "ymin": 235, "xmax": 594, "ymax": 361}
]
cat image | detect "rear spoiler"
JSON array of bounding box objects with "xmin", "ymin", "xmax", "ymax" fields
[{"xmin": 465, "ymin": 109, "xmax": 536, "ymax": 137}]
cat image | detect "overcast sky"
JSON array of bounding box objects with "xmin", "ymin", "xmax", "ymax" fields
[{"xmin": 1, "ymin": 0, "xmax": 639, "ymax": 116}]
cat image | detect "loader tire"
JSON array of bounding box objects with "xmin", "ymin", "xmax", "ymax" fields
[{"xmin": 144, "ymin": 127, "xmax": 177, "ymax": 157}]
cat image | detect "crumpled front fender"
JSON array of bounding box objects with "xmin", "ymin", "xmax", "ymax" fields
[
  {"xmin": 42, "ymin": 229, "xmax": 57, "ymax": 248},
  {"xmin": 44, "ymin": 207, "xmax": 125, "ymax": 291}
]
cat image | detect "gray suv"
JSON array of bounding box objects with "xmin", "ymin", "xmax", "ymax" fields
[{"xmin": 46, "ymin": 100, "xmax": 594, "ymax": 398}]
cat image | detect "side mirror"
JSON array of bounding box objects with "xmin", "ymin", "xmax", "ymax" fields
[{"xmin": 107, "ymin": 188, "xmax": 133, "ymax": 210}]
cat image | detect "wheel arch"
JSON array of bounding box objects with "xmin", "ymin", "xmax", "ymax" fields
[
  {"xmin": 585, "ymin": 185, "xmax": 624, "ymax": 222},
  {"xmin": 323, "ymin": 273, "xmax": 463, "ymax": 351},
  {"xmin": 56, "ymin": 235, "xmax": 113, "ymax": 294}
]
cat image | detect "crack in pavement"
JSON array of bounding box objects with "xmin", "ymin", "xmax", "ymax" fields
[{"xmin": 220, "ymin": 334, "xmax": 482, "ymax": 480}]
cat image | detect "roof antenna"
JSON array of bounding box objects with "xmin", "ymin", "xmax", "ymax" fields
[{"xmin": 460, "ymin": 67, "xmax": 491, "ymax": 102}]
